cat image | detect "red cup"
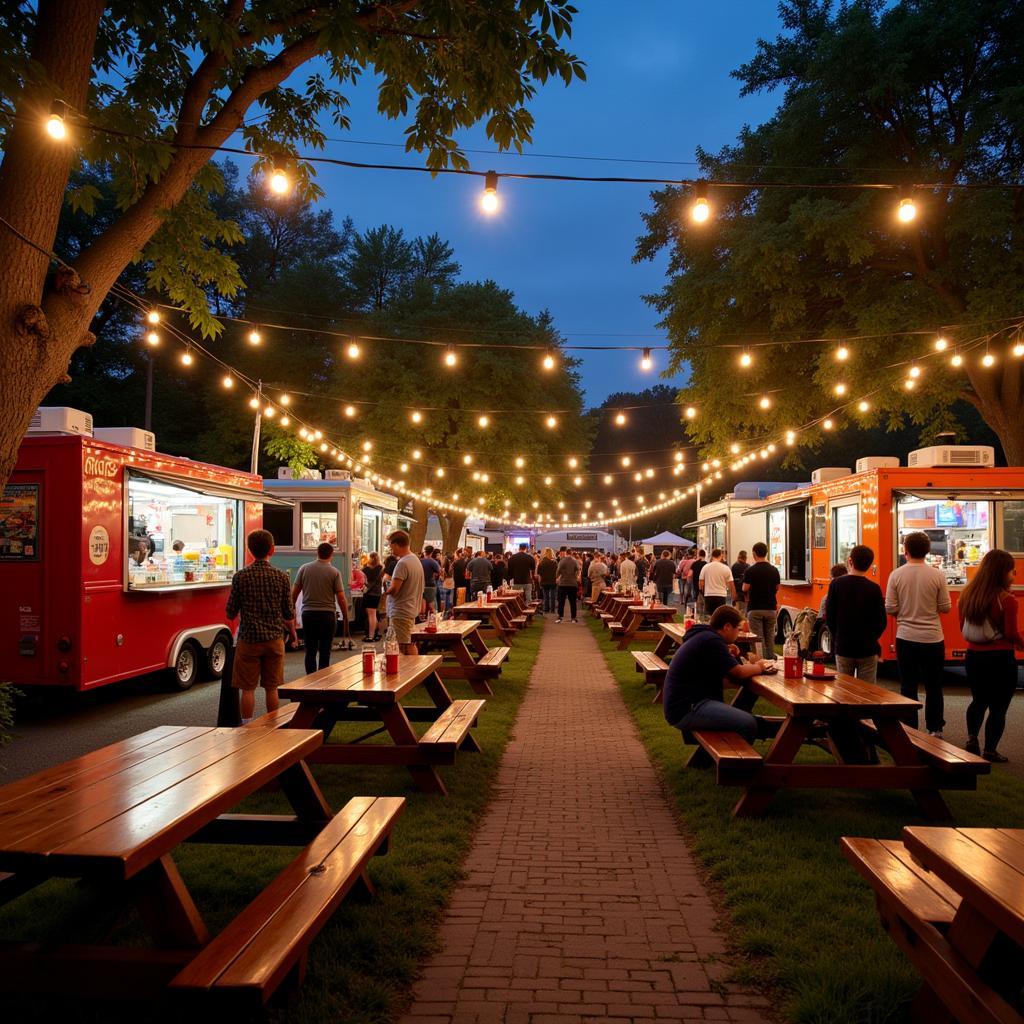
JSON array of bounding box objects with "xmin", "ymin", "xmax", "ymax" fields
[
  {"xmin": 812, "ymin": 659, "xmax": 825, "ymax": 676},
  {"xmin": 362, "ymin": 651, "xmax": 375, "ymax": 674},
  {"xmin": 385, "ymin": 652, "xmax": 399, "ymax": 675},
  {"xmin": 784, "ymin": 656, "xmax": 801, "ymax": 678}
]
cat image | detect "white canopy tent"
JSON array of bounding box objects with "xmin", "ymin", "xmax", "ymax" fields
[
  {"xmin": 640, "ymin": 531, "xmax": 694, "ymax": 549},
  {"xmin": 533, "ymin": 528, "xmax": 622, "ymax": 552}
]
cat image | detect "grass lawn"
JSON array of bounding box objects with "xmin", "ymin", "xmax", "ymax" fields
[
  {"xmin": 585, "ymin": 614, "xmax": 1024, "ymax": 1024},
  {"xmin": 0, "ymin": 620, "xmax": 542, "ymax": 1023}
]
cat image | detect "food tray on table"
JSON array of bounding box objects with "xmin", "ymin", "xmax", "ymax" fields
[{"xmin": 803, "ymin": 670, "xmax": 837, "ymax": 681}]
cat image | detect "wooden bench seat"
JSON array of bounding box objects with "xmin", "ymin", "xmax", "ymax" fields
[
  {"xmin": 509, "ymin": 615, "xmax": 528, "ymax": 628},
  {"xmin": 690, "ymin": 731, "xmax": 763, "ymax": 782},
  {"xmin": 860, "ymin": 720, "xmax": 991, "ymax": 777},
  {"xmin": 171, "ymin": 795, "xmax": 404, "ymax": 1010},
  {"xmin": 418, "ymin": 699, "xmax": 486, "ymax": 760},
  {"xmin": 608, "ymin": 622, "xmax": 625, "ymax": 635},
  {"xmin": 477, "ymin": 646, "xmax": 511, "ymax": 674},
  {"xmin": 839, "ymin": 836, "xmax": 1020, "ymax": 1024},
  {"xmin": 247, "ymin": 703, "xmax": 301, "ymax": 729},
  {"xmin": 631, "ymin": 651, "xmax": 670, "ymax": 703}
]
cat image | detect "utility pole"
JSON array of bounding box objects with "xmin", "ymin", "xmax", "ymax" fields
[
  {"xmin": 250, "ymin": 380, "xmax": 263, "ymax": 475},
  {"xmin": 144, "ymin": 350, "xmax": 154, "ymax": 431}
]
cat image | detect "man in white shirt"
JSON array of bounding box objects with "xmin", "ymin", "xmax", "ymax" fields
[
  {"xmin": 588, "ymin": 553, "xmax": 609, "ymax": 601},
  {"xmin": 618, "ymin": 553, "xmax": 637, "ymax": 589},
  {"xmin": 699, "ymin": 548, "xmax": 735, "ymax": 617},
  {"xmin": 885, "ymin": 531, "xmax": 952, "ymax": 736}
]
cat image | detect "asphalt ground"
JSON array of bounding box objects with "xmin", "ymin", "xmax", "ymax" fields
[{"xmin": 3, "ymin": 648, "xmax": 1024, "ymax": 783}]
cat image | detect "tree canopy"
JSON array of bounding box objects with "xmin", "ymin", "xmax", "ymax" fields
[{"xmin": 635, "ymin": 0, "xmax": 1024, "ymax": 465}]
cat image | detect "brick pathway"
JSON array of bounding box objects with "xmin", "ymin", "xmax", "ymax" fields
[{"xmin": 398, "ymin": 621, "xmax": 772, "ymax": 1024}]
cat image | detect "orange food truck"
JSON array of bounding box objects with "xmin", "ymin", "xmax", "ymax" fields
[
  {"xmin": 740, "ymin": 445, "xmax": 1024, "ymax": 663},
  {"xmin": 0, "ymin": 408, "xmax": 290, "ymax": 691}
]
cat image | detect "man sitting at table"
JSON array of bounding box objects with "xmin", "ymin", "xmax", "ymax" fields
[{"xmin": 663, "ymin": 605, "xmax": 772, "ymax": 743}]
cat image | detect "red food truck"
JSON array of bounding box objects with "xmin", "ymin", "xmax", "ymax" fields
[
  {"xmin": 739, "ymin": 445, "xmax": 1024, "ymax": 663},
  {"xmin": 0, "ymin": 412, "xmax": 289, "ymax": 691}
]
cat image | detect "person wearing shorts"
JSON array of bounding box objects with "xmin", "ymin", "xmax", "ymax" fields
[
  {"xmin": 386, "ymin": 530, "xmax": 424, "ymax": 653},
  {"xmin": 420, "ymin": 544, "xmax": 441, "ymax": 616},
  {"xmin": 225, "ymin": 529, "xmax": 296, "ymax": 723}
]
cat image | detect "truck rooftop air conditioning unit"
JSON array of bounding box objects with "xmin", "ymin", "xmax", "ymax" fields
[
  {"xmin": 27, "ymin": 406, "xmax": 93, "ymax": 437},
  {"xmin": 907, "ymin": 445, "xmax": 994, "ymax": 468},
  {"xmin": 855, "ymin": 456, "xmax": 900, "ymax": 473},
  {"xmin": 324, "ymin": 469, "xmax": 352, "ymax": 480},
  {"xmin": 93, "ymin": 427, "xmax": 156, "ymax": 452},
  {"xmin": 810, "ymin": 467, "xmax": 851, "ymax": 485},
  {"xmin": 277, "ymin": 466, "xmax": 296, "ymax": 479}
]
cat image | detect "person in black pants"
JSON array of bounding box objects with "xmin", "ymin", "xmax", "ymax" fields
[
  {"xmin": 555, "ymin": 548, "xmax": 581, "ymax": 623},
  {"xmin": 291, "ymin": 542, "xmax": 348, "ymax": 674}
]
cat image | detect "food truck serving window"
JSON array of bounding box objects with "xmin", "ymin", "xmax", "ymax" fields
[
  {"xmin": 300, "ymin": 501, "xmax": 338, "ymax": 549},
  {"xmin": 125, "ymin": 472, "xmax": 241, "ymax": 590},
  {"xmin": 832, "ymin": 503, "xmax": 860, "ymax": 566},
  {"xmin": 263, "ymin": 505, "xmax": 294, "ymax": 548},
  {"xmin": 895, "ymin": 493, "xmax": 992, "ymax": 587},
  {"xmin": 766, "ymin": 501, "xmax": 809, "ymax": 582}
]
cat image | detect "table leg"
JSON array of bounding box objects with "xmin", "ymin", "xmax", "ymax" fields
[
  {"xmin": 450, "ymin": 639, "xmax": 492, "ymax": 696},
  {"xmin": 947, "ymin": 901, "xmax": 1001, "ymax": 969},
  {"xmin": 467, "ymin": 629, "xmax": 490, "ymax": 657},
  {"xmin": 279, "ymin": 759, "xmax": 333, "ymax": 822},
  {"xmin": 732, "ymin": 716, "xmax": 809, "ymax": 818},
  {"xmin": 132, "ymin": 854, "xmax": 209, "ymax": 948},
  {"xmin": 653, "ymin": 635, "xmax": 675, "ymax": 661},
  {"xmin": 876, "ymin": 720, "xmax": 953, "ymax": 821},
  {"xmin": 378, "ymin": 703, "xmax": 447, "ymax": 795}
]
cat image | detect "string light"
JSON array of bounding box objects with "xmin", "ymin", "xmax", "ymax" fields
[
  {"xmin": 982, "ymin": 351, "xmax": 995, "ymax": 367},
  {"xmin": 640, "ymin": 348, "xmax": 653, "ymax": 371},
  {"xmin": 410, "ymin": 410, "xmax": 423, "ymax": 424},
  {"xmin": 514, "ymin": 456, "xmax": 525, "ymax": 468},
  {"xmin": 145, "ymin": 330, "xmax": 160, "ymax": 346},
  {"xmin": 544, "ymin": 476, "xmax": 553, "ymax": 485},
  {"xmin": 45, "ymin": 100, "xmax": 68, "ymax": 140},
  {"xmin": 545, "ymin": 415, "xmax": 558, "ymax": 429},
  {"xmin": 674, "ymin": 451, "xmax": 685, "ymax": 462},
  {"xmin": 247, "ymin": 327, "xmax": 262, "ymax": 345},
  {"xmin": 222, "ymin": 374, "xmax": 234, "ymax": 389},
  {"xmin": 343, "ymin": 404, "xmax": 356, "ymax": 418},
  {"xmin": 477, "ymin": 414, "xmax": 490, "ymax": 428},
  {"xmin": 758, "ymin": 395, "xmax": 771, "ymax": 410},
  {"xmin": 249, "ymin": 395, "xmax": 260, "ymax": 410},
  {"xmin": 279, "ymin": 393, "xmax": 291, "ymax": 406},
  {"xmin": 834, "ymin": 383, "xmax": 847, "ymax": 396},
  {"xmin": 568, "ymin": 456, "xmax": 578, "ymax": 468},
  {"xmin": 444, "ymin": 344, "xmax": 458, "ymax": 367},
  {"xmin": 897, "ymin": 186, "xmax": 917, "ymax": 223},
  {"xmin": 268, "ymin": 168, "xmax": 290, "ymax": 195},
  {"xmin": 603, "ymin": 474, "xmax": 613, "ymax": 484},
  {"xmin": 684, "ymin": 406, "xmax": 697, "ymax": 419},
  {"xmin": 823, "ymin": 418, "xmax": 834, "ymax": 430},
  {"xmin": 908, "ymin": 364, "xmax": 921, "ymax": 378},
  {"xmin": 146, "ymin": 310, "xmax": 161, "ymax": 326},
  {"xmin": 542, "ymin": 348, "xmax": 556, "ymax": 370},
  {"xmin": 621, "ymin": 455, "xmax": 631, "ymax": 467},
  {"xmin": 1013, "ymin": 341, "xmax": 1024, "ymax": 358},
  {"xmin": 739, "ymin": 350, "xmax": 753, "ymax": 368},
  {"xmin": 481, "ymin": 170, "xmax": 499, "ymax": 214},
  {"xmin": 280, "ymin": 415, "xmax": 290, "ymax": 427},
  {"xmin": 951, "ymin": 351, "xmax": 963, "ymax": 367},
  {"xmin": 264, "ymin": 405, "xmax": 276, "ymax": 418},
  {"xmin": 904, "ymin": 378, "xmax": 916, "ymax": 390},
  {"xmin": 615, "ymin": 411, "xmax": 627, "ymax": 426},
  {"xmin": 857, "ymin": 399, "xmax": 870, "ymax": 412},
  {"xmin": 180, "ymin": 347, "xmax": 193, "ymax": 367},
  {"xmin": 934, "ymin": 336, "xmax": 948, "ymax": 352},
  {"xmin": 346, "ymin": 340, "xmax": 361, "ymax": 360},
  {"xmin": 690, "ymin": 181, "xmax": 710, "ymax": 224},
  {"xmin": 836, "ymin": 344, "xmax": 850, "ymax": 361},
  {"xmin": 785, "ymin": 430, "xmax": 796, "ymax": 445},
  {"xmin": 412, "ymin": 449, "xmax": 421, "ymax": 459}
]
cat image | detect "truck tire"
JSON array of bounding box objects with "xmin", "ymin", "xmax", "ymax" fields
[
  {"xmin": 777, "ymin": 611, "xmax": 793, "ymax": 644},
  {"xmin": 170, "ymin": 639, "xmax": 201, "ymax": 691},
  {"xmin": 205, "ymin": 632, "xmax": 232, "ymax": 680},
  {"xmin": 817, "ymin": 623, "xmax": 834, "ymax": 657}
]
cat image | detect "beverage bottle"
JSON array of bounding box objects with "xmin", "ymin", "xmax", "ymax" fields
[
  {"xmin": 477, "ymin": 589, "xmax": 484, "ymax": 606},
  {"xmin": 425, "ymin": 609, "xmax": 438, "ymax": 633},
  {"xmin": 384, "ymin": 624, "xmax": 399, "ymax": 674},
  {"xmin": 486, "ymin": 584, "xmax": 493, "ymax": 601},
  {"xmin": 783, "ymin": 634, "xmax": 800, "ymax": 678},
  {"xmin": 362, "ymin": 642, "xmax": 375, "ymax": 674}
]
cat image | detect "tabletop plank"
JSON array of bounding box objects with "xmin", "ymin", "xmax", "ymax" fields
[
  {"xmin": 411, "ymin": 620, "xmax": 478, "ymax": 640},
  {"xmin": 279, "ymin": 655, "xmax": 443, "ymax": 704},
  {"xmin": 748, "ymin": 674, "xmax": 920, "ymax": 716},
  {"xmin": 47, "ymin": 729, "xmax": 323, "ymax": 879}
]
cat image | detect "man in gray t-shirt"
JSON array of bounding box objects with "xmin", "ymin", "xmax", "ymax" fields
[
  {"xmin": 467, "ymin": 551, "xmax": 493, "ymax": 598},
  {"xmin": 555, "ymin": 549, "xmax": 581, "ymax": 623},
  {"xmin": 292, "ymin": 543, "xmax": 348, "ymax": 673},
  {"xmin": 385, "ymin": 530, "xmax": 424, "ymax": 652}
]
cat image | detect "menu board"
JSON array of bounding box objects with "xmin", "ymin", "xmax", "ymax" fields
[
  {"xmin": 768, "ymin": 509, "xmax": 786, "ymax": 573},
  {"xmin": 812, "ymin": 504, "xmax": 827, "ymax": 549},
  {"xmin": 0, "ymin": 483, "xmax": 40, "ymax": 561}
]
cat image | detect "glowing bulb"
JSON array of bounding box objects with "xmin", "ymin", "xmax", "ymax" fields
[
  {"xmin": 344, "ymin": 405, "xmax": 356, "ymax": 418},
  {"xmin": 758, "ymin": 395, "xmax": 771, "ymax": 410},
  {"xmin": 480, "ymin": 170, "xmax": 499, "ymax": 214},
  {"xmin": 412, "ymin": 449, "xmax": 422, "ymax": 460},
  {"xmin": 146, "ymin": 310, "xmax": 160, "ymax": 325},
  {"xmin": 145, "ymin": 330, "xmax": 160, "ymax": 346},
  {"xmin": 621, "ymin": 456, "xmax": 631, "ymax": 467},
  {"xmin": 615, "ymin": 411, "xmax": 626, "ymax": 426},
  {"xmin": 690, "ymin": 184, "xmax": 710, "ymax": 224},
  {"xmin": 280, "ymin": 416, "xmax": 290, "ymax": 427},
  {"xmin": 640, "ymin": 348, "xmax": 653, "ymax": 371},
  {"xmin": 249, "ymin": 396, "xmax": 260, "ymax": 409},
  {"xmin": 444, "ymin": 345, "xmax": 458, "ymax": 367},
  {"xmin": 269, "ymin": 169, "xmax": 289, "ymax": 194},
  {"xmin": 674, "ymin": 451, "xmax": 685, "ymax": 462},
  {"xmin": 279, "ymin": 393, "xmax": 290, "ymax": 406},
  {"xmin": 314, "ymin": 430, "xmax": 322, "ymax": 440},
  {"xmin": 180, "ymin": 349, "xmax": 193, "ymax": 366},
  {"xmin": 361, "ymin": 440, "xmax": 372, "ymax": 452},
  {"xmin": 934, "ymin": 336, "xmax": 948, "ymax": 352},
  {"xmin": 603, "ymin": 475, "xmax": 613, "ymax": 484},
  {"xmin": 785, "ymin": 431, "xmax": 796, "ymax": 445},
  {"xmin": 634, "ymin": 472, "xmax": 642, "ymax": 482},
  {"xmin": 436, "ymin": 467, "xmax": 445, "ymax": 478},
  {"xmin": 264, "ymin": 405, "xmax": 275, "ymax": 418},
  {"xmin": 897, "ymin": 196, "xmax": 917, "ymax": 223},
  {"xmin": 730, "ymin": 443, "xmax": 740, "ymax": 454},
  {"xmin": 477, "ymin": 415, "xmax": 489, "ymax": 428},
  {"xmin": 904, "ymin": 378, "xmax": 916, "ymax": 390},
  {"xmin": 247, "ymin": 328, "xmax": 262, "ymax": 345},
  {"xmin": 684, "ymin": 406, "xmax": 697, "ymax": 419},
  {"xmin": 983, "ymin": 351, "xmax": 995, "ymax": 367},
  {"xmin": 542, "ymin": 350, "xmax": 556, "ymax": 370},
  {"xmin": 573, "ymin": 476, "xmax": 582, "ymax": 486},
  {"xmin": 410, "ymin": 410, "xmax": 422, "ymax": 424},
  {"xmin": 515, "ymin": 475, "xmax": 524, "ymax": 485},
  {"xmin": 346, "ymin": 340, "xmax": 361, "ymax": 360},
  {"xmin": 834, "ymin": 383, "xmax": 847, "ymax": 396},
  {"xmin": 222, "ymin": 374, "xmax": 234, "ymax": 389},
  {"xmin": 544, "ymin": 476, "xmax": 553, "ymax": 486},
  {"xmin": 739, "ymin": 351, "xmax": 752, "ymax": 368},
  {"xmin": 546, "ymin": 415, "xmax": 557, "ymax": 429},
  {"xmin": 857, "ymin": 400, "xmax": 870, "ymax": 412},
  {"xmin": 951, "ymin": 352, "xmax": 963, "ymax": 367},
  {"xmin": 909, "ymin": 364, "xmax": 921, "ymax": 378},
  {"xmin": 645, "ymin": 467, "xmax": 655, "ymax": 478},
  {"xmin": 46, "ymin": 111, "xmax": 67, "ymax": 140},
  {"xmin": 568, "ymin": 456, "xmax": 578, "ymax": 468},
  {"xmin": 400, "ymin": 462, "xmax": 409, "ymax": 473},
  {"xmin": 836, "ymin": 345, "xmax": 850, "ymax": 361},
  {"xmin": 514, "ymin": 456, "xmax": 525, "ymax": 468},
  {"xmin": 823, "ymin": 418, "xmax": 834, "ymax": 431},
  {"xmin": 1014, "ymin": 343, "xmax": 1024, "ymax": 358},
  {"xmin": 462, "ymin": 454, "xmax": 473, "ymax": 465}
]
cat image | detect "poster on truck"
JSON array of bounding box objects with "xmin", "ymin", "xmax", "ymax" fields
[{"xmin": 0, "ymin": 483, "xmax": 40, "ymax": 560}]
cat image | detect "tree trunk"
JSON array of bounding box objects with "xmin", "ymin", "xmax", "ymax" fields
[
  {"xmin": 439, "ymin": 512, "xmax": 467, "ymax": 553},
  {"xmin": 963, "ymin": 361, "xmax": 1024, "ymax": 466},
  {"xmin": 408, "ymin": 500, "xmax": 429, "ymax": 554}
]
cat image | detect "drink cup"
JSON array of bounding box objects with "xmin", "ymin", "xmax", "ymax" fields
[
  {"xmin": 385, "ymin": 651, "xmax": 399, "ymax": 674},
  {"xmin": 362, "ymin": 650, "xmax": 375, "ymax": 674}
]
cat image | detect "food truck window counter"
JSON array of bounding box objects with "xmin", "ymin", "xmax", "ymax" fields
[
  {"xmin": 125, "ymin": 471, "xmax": 241, "ymax": 590},
  {"xmin": 896, "ymin": 494, "xmax": 992, "ymax": 586}
]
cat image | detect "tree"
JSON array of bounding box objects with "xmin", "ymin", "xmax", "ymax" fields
[
  {"xmin": 635, "ymin": 0, "xmax": 1024, "ymax": 464},
  {"xmin": 413, "ymin": 232, "xmax": 461, "ymax": 290},
  {"xmin": 341, "ymin": 224, "xmax": 417, "ymax": 310},
  {"xmin": 0, "ymin": 0, "xmax": 586, "ymax": 491}
]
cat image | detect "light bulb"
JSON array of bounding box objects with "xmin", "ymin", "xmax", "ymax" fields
[
  {"xmin": 645, "ymin": 467, "xmax": 655, "ymax": 478},
  {"xmin": 542, "ymin": 350, "xmax": 555, "ymax": 370},
  {"xmin": 634, "ymin": 471, "xmax": 642, "ymax": 482},
  {"xmin": 836, "ymin": 345, "xmax": 850, "ymax": 361},
  {"xmin": 951, "ymin": 352, "xmax": 963, "ymax": 367},
  {"xmin": 314, "ymin": 430, "xmax": 322, "ymax": 440},
  {"xmin": 247, "ymin": 328, "xmax": 261, "ymax": 345},
  {"xmin": 684, "ymin": 406, "xmax": 697, "ymax": 419},
  {"xmin": 690, "ymin": 181, "xmax": 710, "ymax": 224},
  {"xmin": 857, "ymin": 400, "xmax": 870, "ymax": 412},
  {"xmin": 740, "ymin": 351, "xmax": 752, "ymax": 368},
  {"xmin": 1014, "ymin": 343, "xmax": 1024, "ymax": 358},
  {"xmin": 515, "ymin": 475, "xmax": 524, "ymax": 485},
  {"xmin": 544, "ymin": 476, "xmax": 553, "ymax": 486},
  {"xmin": 145, "ymin": 330, "xmax": 160, "ymax": 346},
  {"xmin": 444, "ymin": 345, "xmax": 457, "ymax": 367},
  {"xmin": 279, "ymin": 393, "xmax": 290, "ymax": 406},
  {"xmin": 934, "ymin": 336, "xmax": 948, "ymax": 352},
  {"xmin": 573, "ymin": 476, "xmax": 582, "ymax": 486},
  {"xmin": 264, "ymin": 405, "xmax": 275, "ymax": 418},
  {"xmin": 222, "ymin": 374, "xmax": 234, "ymax": 389},
  {"xmin": 269, "ymin": 169, "xmax": 289, "ymax": 195},
  {"xmin": 983, "ymin": 352, "xmax": 995, "ymax": 367},
  {"xmin": 477, "ymin": 415, "xmax": 489, "ymax": 428},
  {"xmin": 346, "ymin": 340, "xmax": 361, "ymax": 360},
  {"xmin": 545, "ymin": 415, "xmax": 557, "ymax": 429},
  {"xmin": 621, "ymin": 456, "xmax": 631, "ymax": 467},
  {"xmin": 462, "ymin": 454, "xmax": 473, "ymax": 465},
  {"xmin": 674, "ymin": 451, "xmax": 685, "ymax": 462},
  {"xmin": 343, "ymin": 404, "xmax": 356, "ymax": 418},
  {"xmin": 904, "ymin": 378, "xmax": 916, "ymax": 390},
  {"xmin": 568, "ymin": 456, "xmax": 578, "ymax": 468},
  {"xmin": 180, "ymin": 349, "xmax": 193, "ymax": 366},
  {"xmin": 615, "ymin": 411, "xmax": 626, "ymax": 426},
  {"xmin": 514, "ymin": 456, "xmax": 525, "ymax": 468},
  {"xmin": 361, "ymin": 440, "xmax": 372, "ymax": 452},
  {"xmin": 400, "ymin": 462, "xmax": 409, "ymax": 473},
  {"xmin": 480, "ymin": 170, "xmax": 499, "ymax": 214},
  {"xmin": 730, "ymin": 443, "xmax": 740, "ymax": 454},
  {"xmin": 410, "ymin": 410, "xmax": 422, "ymax": 424},
  {"xmin": 603, "ymin": 475, "xmax": 613, "ymax": 484},
  {"xmin": 249, "ymin": 396, "xmax": 260, "ymax": 409},
  {"xmin": 834, "ymin": 383, "xmax": 847, "ymax": 396},
  {"xmin": 758, "ymin": 395, "xmax": 771, "ymax": 410},
  {"xmin": 823, "ymin": 418, "xmax": 834, "ymax": 430},
  {"xmin": 640, "ymin": 348, "xmax": 653, "ymax": 371},
  {"xmin": 412, "ymin": 449, "xmax": 421, "ymax": 459},
  {"xmin": 785, "ymin": 431, "xmax": 796, "ymax": 445},
  {"xmin": 146, "ymin": 310, "xmax": 161, "ymax": 325},
  {"xmin": 280, "ymin": 415, "xmax": 290, "ymax": 427},
  {"xmin": 909, "ymin": 364, "xmax": 921, "ymax": 378},
  {"xmin": 46, "ymin": 112, "xmax": 66, "ymax": 140},
  {"xmin": 436, "ymin": 467, "xmax": 445, "ymax": 478},
  {"xmin": 897, "ymin": 196, "xmax": 917, "ymax": 223}
]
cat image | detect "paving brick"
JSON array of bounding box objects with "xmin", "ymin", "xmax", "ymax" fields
[{"xmin": 401, "ymin": 622, "xmax": 768, "ymax": 1023}]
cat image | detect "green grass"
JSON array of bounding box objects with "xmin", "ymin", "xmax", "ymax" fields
[
  {"xmin": 0, "ymin": 621, "xmax": 543, "ymax": 1023},
  {"xmin": 585, "ymin": 614, "xmax": 1024, "ymax": 1024}
]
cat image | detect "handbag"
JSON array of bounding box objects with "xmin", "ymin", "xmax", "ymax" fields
[{"xmin": 962, "ymin": 600, "xmax": 1003, "ymax": 644}]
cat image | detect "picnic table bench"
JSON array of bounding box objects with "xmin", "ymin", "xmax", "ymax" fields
[
  {"xmin": 652, "ymin": 621, "xmax": 761, "ymax": 662},
  {"xmin": 278, "ymin": 654, "xmax": 484, "ymax": 796},
  {"xmin": 0, "ymin": 725, "xmax": 402, "ymax": 1006},
  {"xmin": 608, "ymin": 601, "xmax": 677, "ymax": 649},
  {"xmin": 843, "ymin": 826, "xmax": 1024, "ymax": 1024},
  {"xmin": 490, "ymin": 591, "xmax": 537, "ymax": 622},
  {"xmin": 411, "ymin": 618, "xmax": 510, "ymax": 695},
  {"xmin": 452, "ymin": 600, "xmax": 524, "ymax": 643},
  {"xmin": 687, "ymin": 672, "xmax": 989, "ymax": 819}
]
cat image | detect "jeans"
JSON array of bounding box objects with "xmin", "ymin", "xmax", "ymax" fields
[
  {"xmin": 469, "ymin": 581, "xmax": 489, "ymax": 598},
  {"xmin": 747, "ymin": 610, "xmax": 777, "ymax": 661},
  {"xmin": 703, "ymin": 595, "xmax": 727, "ymax": 616},
  {"xmin": 835, "ymin": 654, "xmax": 878, "ymax": 683},
  {"xmin": 542, "ymin": 584, "xmax": 557, "ymax": 613},
  {"xmin": 301, "ymin": 610, "xmax": 336, "ymax": 674},
  {"xmin": 676, "ymin": 698, "xmax": 758, "ymax": 744},
  {"xmin": 441, "ymin": 586, "xmax": 454, "ymax": 613},
  {"xmin": 965, "ymin": 648, "xmax": 1019, "ymax": 751},
  {"xmin": 896, "ymin": 638, "xmax": 946, "ymax": 732},
  {"xmin": 557, "ymin": 585, "xmax": 578, "ymax": 620},
  {"xmin": 512, "ymin": 582, "xmax": 532, "ymax": 604},
  {"xmin": 658, "ymin": 587, "xmax": 673, "ymax": 607}
]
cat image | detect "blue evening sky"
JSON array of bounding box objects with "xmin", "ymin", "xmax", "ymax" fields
[{"xmin": 284, "ymin": 1, "xmax": 785, "ymax": 407}]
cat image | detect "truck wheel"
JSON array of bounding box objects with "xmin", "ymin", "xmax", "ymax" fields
[
  {"xmin": 818, "ymin": 624, "xmax": 834, "ymax": 657},
  {"xmin": 170, "ymin": 640, "xmax": 201, "ymax": 691},
  {"xmin": 777, "ymin": 611, "xmax": 793, "ymax": 643},
  {"xmin": 205, "ymin": 633, "xmax": 232, "ymax": 680}
]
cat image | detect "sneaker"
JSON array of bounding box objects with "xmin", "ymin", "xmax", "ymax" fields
[
  {"xmin": 571, "ymin": 619, "xmax": 578, "ymax": 624},
  {"xmin": 927, "ymin": 730, "xmax": 944, "ymax": 739},
  {"xmin": 965, "ymin": 736, "xmax": 981, "ymax": 755},
  {"xmin": 984, "ymin": 749, "xmax": 1009, "ymax": 763},
  {"xmin": 555, "ymin": 618, "xmax": 563, "ymax": 624}
]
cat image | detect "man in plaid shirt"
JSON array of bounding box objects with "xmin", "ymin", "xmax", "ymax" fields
[{"xmin": 225, "ymin": 529, "xmax": 297, "ymax": 723}]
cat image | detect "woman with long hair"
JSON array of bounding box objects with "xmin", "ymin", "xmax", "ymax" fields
[
  {"xmin": 959, "ymin": 548, "xmax": 1024, "ymax": 761},
  {"xmin": 537, "ymin": 547, "xmax": 558, "ymax": 615},
  {"xmin": 440, "ymin": 553, "xmax": 455, "ymax": 617},
  {"xmin": 362, "ymin": 551, "xmax": 384, "ymax": 642}
]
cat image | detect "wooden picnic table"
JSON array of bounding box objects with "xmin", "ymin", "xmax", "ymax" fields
[
  {"xmin": 694, "ymin": 671, "xmax": 988, "ymax": 819},
  {"xmin": 0, "ymin": 723, "xmax": 350, "ymax": 998},
  {"xmin": 279, "ymin": 654, "xmax": 483, "ymax": 796},
  {"xmin": 843, "ymin": 826, "xmax": 1024, "ymax": 1024},
  {"xmin": 452, "ymin": 600, "xmax": 523, "ymax": 643},
  {"xmin": 608, "ymin": 601, "xmax": 678, "ymax": 650},
  {"xmin": 411, "ymin": 618, "xmax": 510, "ymax": 695},
  {"xmin": 653, "ymin": 622, "xmax": 760, "ymax": 661}
]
